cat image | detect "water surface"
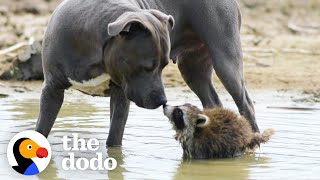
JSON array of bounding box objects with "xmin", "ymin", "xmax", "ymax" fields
[{"xmin": 0, "ymin": 88, "xmax": 319, "ymax": 180}]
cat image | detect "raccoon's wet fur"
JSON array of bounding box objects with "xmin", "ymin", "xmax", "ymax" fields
[{"xmin": 163, "ymin": 104, "xmax": 274, "ymax": 159}]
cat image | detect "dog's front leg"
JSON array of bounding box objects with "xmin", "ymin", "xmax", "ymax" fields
[
  {"xmin": 36, "ymin": 83, "xmax": 65, "ymax": 137},
  {"xmin": 106, "ymin": 82, "xmax": 130, "ymax": 147}
]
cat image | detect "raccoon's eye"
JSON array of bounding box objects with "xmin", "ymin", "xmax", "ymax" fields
[
  {"xmin": 172, "ymin": 108, "xmax": 185, "ymax": 130},
  {"xmin": 173, "ymin": 108, "xmax": 183, "ymax": 118}
]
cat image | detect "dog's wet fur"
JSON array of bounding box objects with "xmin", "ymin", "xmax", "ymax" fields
[{"xmin": 163, "ymin": 104, "xmax": 274, "ymax": 159}]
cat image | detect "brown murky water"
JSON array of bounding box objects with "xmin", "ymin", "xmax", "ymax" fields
[{"xmin": 0, "ymin": 88, "xmax": 319, "ymax": 180}]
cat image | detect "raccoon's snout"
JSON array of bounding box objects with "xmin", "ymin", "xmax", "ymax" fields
[
  {"xmin": 163, "ymin": 104, "xmax": 174, "ymax": 118},
  {"xmin": 164, "ymin": 105, "xmax": 186, "ymax": 130}
]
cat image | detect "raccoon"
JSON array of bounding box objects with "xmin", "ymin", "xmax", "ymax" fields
[{"xmin": 163, "ymin": 104, "xmax": 274, "ymax": 159}]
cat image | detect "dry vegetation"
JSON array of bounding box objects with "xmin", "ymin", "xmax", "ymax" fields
[
  {"xmin": 164, "ymin": 0, "xmax": 320, "ymax": 94},
  {"xmin": 0, "ymin": 0, "xmax": 319, "ymax": 94}
]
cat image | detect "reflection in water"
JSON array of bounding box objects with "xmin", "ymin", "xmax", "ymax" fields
[
  {"xmin": 107, "ymin": 148, "xmax": 125, "ymax": 180},
  {"xmin": 0, "ymin": 89, "xmax": 319, "ymax": 179},
  {"xmin": 38, "ymin": 161, "xmax": 63, "ymax": 180},
  {"xmin": 174, "ymin": 155, "xmax": 270, "ymax": 180}
]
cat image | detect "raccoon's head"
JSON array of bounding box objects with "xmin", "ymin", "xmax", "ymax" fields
[{"xmin": 163, "ymin": 104, "xmax": 210, "ymax": 142}]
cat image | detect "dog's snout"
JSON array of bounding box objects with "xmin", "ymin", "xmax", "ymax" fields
[
  {"xmin": 159, "ymin": 96, "xmax": 167, "ymax": 106},
  {"xmin": 150, "ymin": 91, "xmax": 167, "ymax": 106}
]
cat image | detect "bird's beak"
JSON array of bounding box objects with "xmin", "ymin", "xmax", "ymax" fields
[{"xmin": 36, "ymin": 147, "xmax": 48, "ymax": 158}]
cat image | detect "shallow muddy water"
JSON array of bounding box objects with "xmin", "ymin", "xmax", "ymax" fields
[{"xmin": 0, "ymin": 88, "xmax": 319, "ymax": 180}]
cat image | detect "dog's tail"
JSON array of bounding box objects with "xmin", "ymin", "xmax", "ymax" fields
[{"xmin": 247, "ymin": 129, "xmax": 274, "ymax": 149}]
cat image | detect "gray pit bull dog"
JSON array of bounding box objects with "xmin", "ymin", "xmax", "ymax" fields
[{"xmin": 36, "ymin": 0, "xmax": 259, "ymax": 147}]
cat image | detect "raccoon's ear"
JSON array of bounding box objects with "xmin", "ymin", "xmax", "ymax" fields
[{"xmin": 196, "ymin": 114, "xmax": 209, "ymax": 127}]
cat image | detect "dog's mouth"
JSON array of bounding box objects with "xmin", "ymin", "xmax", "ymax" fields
[
  {"xmin": 132, "ymin": 97, "xmax": 167, "ymax": 110},
  {"xmin": 133, "ymin": 98, "xmax": 144, "ymax": 108}
]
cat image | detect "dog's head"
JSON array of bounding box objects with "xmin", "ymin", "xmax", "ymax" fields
[{"xmin": 104, "ymin": 10, "xmax": 174, "ymax": 109}]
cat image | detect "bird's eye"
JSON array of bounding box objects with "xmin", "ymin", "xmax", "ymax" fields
[{"xmin": 27, "ymin": 145, "xmax": 32, "ymax": 150}]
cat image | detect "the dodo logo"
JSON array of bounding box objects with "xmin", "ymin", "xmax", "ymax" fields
[{"xmin": 7, "ymin": 131, "xmax": 51, "ymax": 176}]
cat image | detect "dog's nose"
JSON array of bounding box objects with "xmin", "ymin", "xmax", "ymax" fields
[
  {"xmin": 157, "ymin": 96, "xmax": 167, "ymax": 107},
  {"xmin": 150, "ymin": 91, "xmax": 167, "ymax": 106}
]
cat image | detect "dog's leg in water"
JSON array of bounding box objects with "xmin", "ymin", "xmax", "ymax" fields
[
  {"xmin": 178, "ymin": 47, "xmax": 222, "ymax": 108},
  {"xmin": 36, "ymin": 83, "xmax": 64, "ymax": 137},
  {"xmin": 187, "ymin": 0, "xmax": 259, "ymax": 133},
  {"xmin": 106, "ymin": 82, "xmax": 130, "ymax": 147},
  {"xmin": 210, "ymin": 49, "xmax": 258, "ymax": 133}
]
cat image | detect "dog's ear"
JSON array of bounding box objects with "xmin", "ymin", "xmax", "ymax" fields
[
  {"xmin": 108, "ymin": 12, "xmax": 145, "ymax": 36},
  {"xmin": 148, "ymin": 9, "xmax": 175, "ymax": 29},
  {"xmin": 196, "ymin": 114, "xmax": 209, "ymax": 127}
]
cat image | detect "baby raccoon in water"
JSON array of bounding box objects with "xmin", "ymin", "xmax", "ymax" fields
[{"xmin": 163, "ymin": 104, "xmax": 274, "ymax": 159}]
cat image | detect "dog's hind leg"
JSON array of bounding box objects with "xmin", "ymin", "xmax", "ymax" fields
[
  {"xmin": 178, "ymin": 47, "xmax": 222, "ymax": 108},
  {"xmin": 36, "ymin": 83, "xmax": 65, "ymax": 137},
  {"xmin": 106, "ymin": 82, "xmax": 130, "ymax": 147},
  {"xmin": 187, "ymin": 0, "xmax": 259, "ymax": 132}
]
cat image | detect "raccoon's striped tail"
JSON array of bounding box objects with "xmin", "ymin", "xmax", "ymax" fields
[
  {"xmin": 247, "ymin": 128, "xmax": 274, "ymax": 149},
  {"xmin": 254, "ymin": 128, "xmax": 274, "ymax": 144}
]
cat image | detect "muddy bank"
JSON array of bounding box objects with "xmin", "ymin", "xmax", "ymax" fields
[{"xmin": 0, "ymin": 0, "xmax": 319, "ymax": 92}]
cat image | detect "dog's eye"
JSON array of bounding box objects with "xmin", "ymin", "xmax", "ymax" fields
[
  {"xmin": 144, "ymin": 66, "xmax": 154, "ymax": 72},
  {"xmin": 143, "ymin": 64, "xmax": 157, "ymax": 73}
]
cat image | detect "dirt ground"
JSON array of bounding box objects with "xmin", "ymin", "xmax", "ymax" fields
[{"xmin": 0, "ymin": 0, "xmax": 319, "ymax": 96}]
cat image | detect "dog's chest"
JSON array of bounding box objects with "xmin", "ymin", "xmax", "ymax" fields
[{"xmin": 68, "ymin": 73, "xmax": 111, "ymax": 96}]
